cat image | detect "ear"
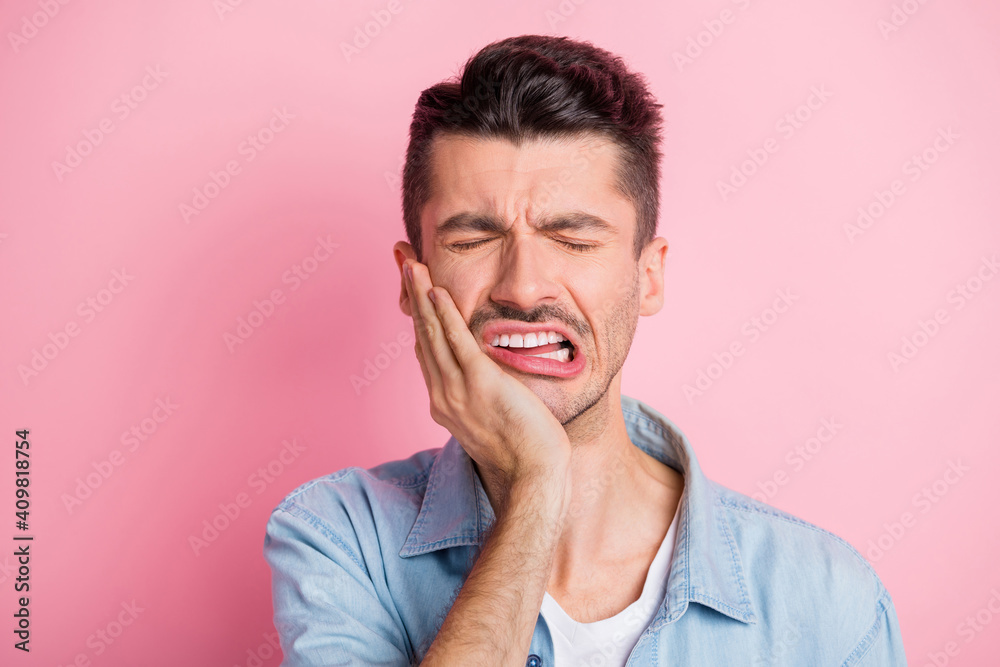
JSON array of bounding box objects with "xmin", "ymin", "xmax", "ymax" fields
[
  {"xmin": 393, "ymin": 241, "xmax": 418, "ymax": 317},
  {"xmin": 638, "ymin": 237, "xmax": 669, "ymax": 317}
]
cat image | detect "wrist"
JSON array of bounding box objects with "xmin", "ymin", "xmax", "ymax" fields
[{"xmin": 501, "ymin": 467, "xmax": 571, "ymax": 522}]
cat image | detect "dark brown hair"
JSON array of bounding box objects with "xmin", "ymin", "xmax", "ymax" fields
[{"xmin": 401, "ymin": 35, "xmax": 665, "ymax": 262}]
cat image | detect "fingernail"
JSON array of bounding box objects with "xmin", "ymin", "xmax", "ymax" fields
[
  {"xmin": 404, "ymin": 263, "xmax": 412, "ymax": 281},
  {"xmin": 428, "ymin": 289, "xmax": 437, "ymax": 305}
]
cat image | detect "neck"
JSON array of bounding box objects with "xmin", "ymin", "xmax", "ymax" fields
[
  {"xmin": 474, "ymin": 379, "xmax": 684, "ymax": 590},
  {"xmin": 556, "ymin": 383, "xmax": 681, "ymax": 562}
]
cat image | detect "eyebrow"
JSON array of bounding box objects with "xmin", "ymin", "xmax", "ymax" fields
[{"xmin": 436, "ymin": 211, "xmax": 616, "ymax": 236}]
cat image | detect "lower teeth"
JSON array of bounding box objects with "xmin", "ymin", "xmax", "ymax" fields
[{"xmin": 527, "ymin": 348, "xmax": 571, "ymax": 362}]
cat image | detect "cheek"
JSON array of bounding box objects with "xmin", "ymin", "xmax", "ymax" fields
[
  {"xmin": 575, "ymin": 275, "xmax": 616, "ymax": 310},
  {"xmin": 427, "ymin": 255, "xmax": 464, "ymax": 289},
  {"xmin": 433, "ymin": 269, "xmax": 488, "ymax": 317},
  {"xmin": 586, "ymin": 276, "xmax": 638, "ymax": 333}
]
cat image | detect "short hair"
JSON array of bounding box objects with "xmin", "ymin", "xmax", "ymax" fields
[{"xmin": 401, "ymin": 34, "xmax": 665, "ymax": 263}]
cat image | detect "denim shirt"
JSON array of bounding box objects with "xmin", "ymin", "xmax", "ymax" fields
[{"xmin": 263, "ymin": 395, "xmax": 907, "ymax": 666}]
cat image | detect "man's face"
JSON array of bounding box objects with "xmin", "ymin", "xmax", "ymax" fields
[{"xmin": 395, "ymin": 133, "xmax": 667, "ymax": 426}]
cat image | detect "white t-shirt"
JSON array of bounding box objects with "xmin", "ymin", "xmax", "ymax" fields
[{"xmin": 540, "ymin": 502, "xmax": 679, "ymax": 667}]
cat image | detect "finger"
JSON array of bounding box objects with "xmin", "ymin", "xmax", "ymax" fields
[
  {"xmin": 404, "ymin": 260, "xmax": 442, "ymax": 391},
  {"xmin": 409, "ymin": 261, "xmax": 462, "ymax": 380},
  {"xmin": 429, "ymin": 284, "xmax": 486, "ymax": 372},
  {"xmin": 413, "ymin": 337, "xmax": 431, "ymax": 389}
]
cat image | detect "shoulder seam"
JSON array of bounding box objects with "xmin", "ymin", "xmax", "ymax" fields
[
  {"xmin": 840, "ymin": 590, "xmax": 893, "ymax": 667},
  {"xmin": 277, "ymin": 465, "xmax": 430, "ymax": 508},
  {"xmin": 276, "ymin": 501, "xmax": 369, "ymax": 575},
  {"xmin": 716, "ymin": 492, "xmax": 882, "ymax": 582}
]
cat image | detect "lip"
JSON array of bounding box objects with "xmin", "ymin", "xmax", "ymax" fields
[
  {"xmin": 481, "ymin": 322, "xmax": 585, "ymax": 378},
  {"xmin": 486, "ymin": 344, "xmax": 586, "ymax": 377}
]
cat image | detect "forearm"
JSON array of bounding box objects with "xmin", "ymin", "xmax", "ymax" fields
[{"xmin": 419, "ymin": 475, "xmax": 567, "ymax": 667}]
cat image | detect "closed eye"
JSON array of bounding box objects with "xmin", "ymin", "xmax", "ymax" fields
[
  {"xmin": 450, "ymin": 238, "xmax": 598, "ymax": 252},
  {"xmin": 556, "ymin": 239, "xmax": 598, "ymax": 252},
  {"xmin": 451, "ymin": 238, "xmax": 494, "ymax": 250}
]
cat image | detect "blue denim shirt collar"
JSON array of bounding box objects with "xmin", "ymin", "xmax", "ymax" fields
[{"xmin": 398, "ymin": 394, "xmax": 757, "ymax": 626}]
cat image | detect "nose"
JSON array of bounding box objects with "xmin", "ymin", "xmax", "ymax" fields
[{"xmin": 489, "ymin": 233, "xmax": 560, "ymax": 312}]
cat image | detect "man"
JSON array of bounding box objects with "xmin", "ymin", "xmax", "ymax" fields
[{"xmin": 263, "ymin": 35, "xmax": 907, "ymax": 666}]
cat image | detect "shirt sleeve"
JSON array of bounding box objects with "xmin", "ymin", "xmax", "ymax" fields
[
  {"xmin": 848, "ymin": 587, "xmax": 908, "ymax": 667},
  {"xmin": 263, "ymin": 503, "xmax": 414, "ymax": 667}
]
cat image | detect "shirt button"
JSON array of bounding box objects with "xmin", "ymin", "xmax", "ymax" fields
[{"xmin": 526, "ymin": 655, "xmax": 541, "ymax": 667}]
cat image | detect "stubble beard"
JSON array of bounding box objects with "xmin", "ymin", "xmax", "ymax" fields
[{"xmin": 543, "ymin": 269, "xmax": 641, "ymax": 438}]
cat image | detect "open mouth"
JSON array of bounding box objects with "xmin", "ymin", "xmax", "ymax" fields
[
  {"xmin": 498, "ymin": 339, "xmax": 575, "ymax": 362},
  {"xmin": 489, "ymin": 332, "xmax": 576, "ymax": 363}
]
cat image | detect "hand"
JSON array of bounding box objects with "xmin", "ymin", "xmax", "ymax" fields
[{"xmin": 402, "ymin": 259, "xmax": 572, "ymax": 502}]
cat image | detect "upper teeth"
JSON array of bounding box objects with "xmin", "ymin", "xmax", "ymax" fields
[{"xmin": 491, "ymin": 331, "xmax": 566, "ymax": 348}]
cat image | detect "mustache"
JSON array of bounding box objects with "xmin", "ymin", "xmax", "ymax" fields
[{"xmin": 468, "ymin": 302, "xmax": 591, "ymax": 340}]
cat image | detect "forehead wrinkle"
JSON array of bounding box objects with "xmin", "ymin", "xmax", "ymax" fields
[
  {"xmin": 435, "ymin": 209, "xmax": 617, "ymax": 237},
  {"xmin": 425, "ymin": 134, "xmax": 631, "ymax": 245}
]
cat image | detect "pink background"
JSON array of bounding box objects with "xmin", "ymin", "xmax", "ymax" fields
[{"xmin": 2, "ymin": 0, "xmax": 998, "ymax": 665}]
